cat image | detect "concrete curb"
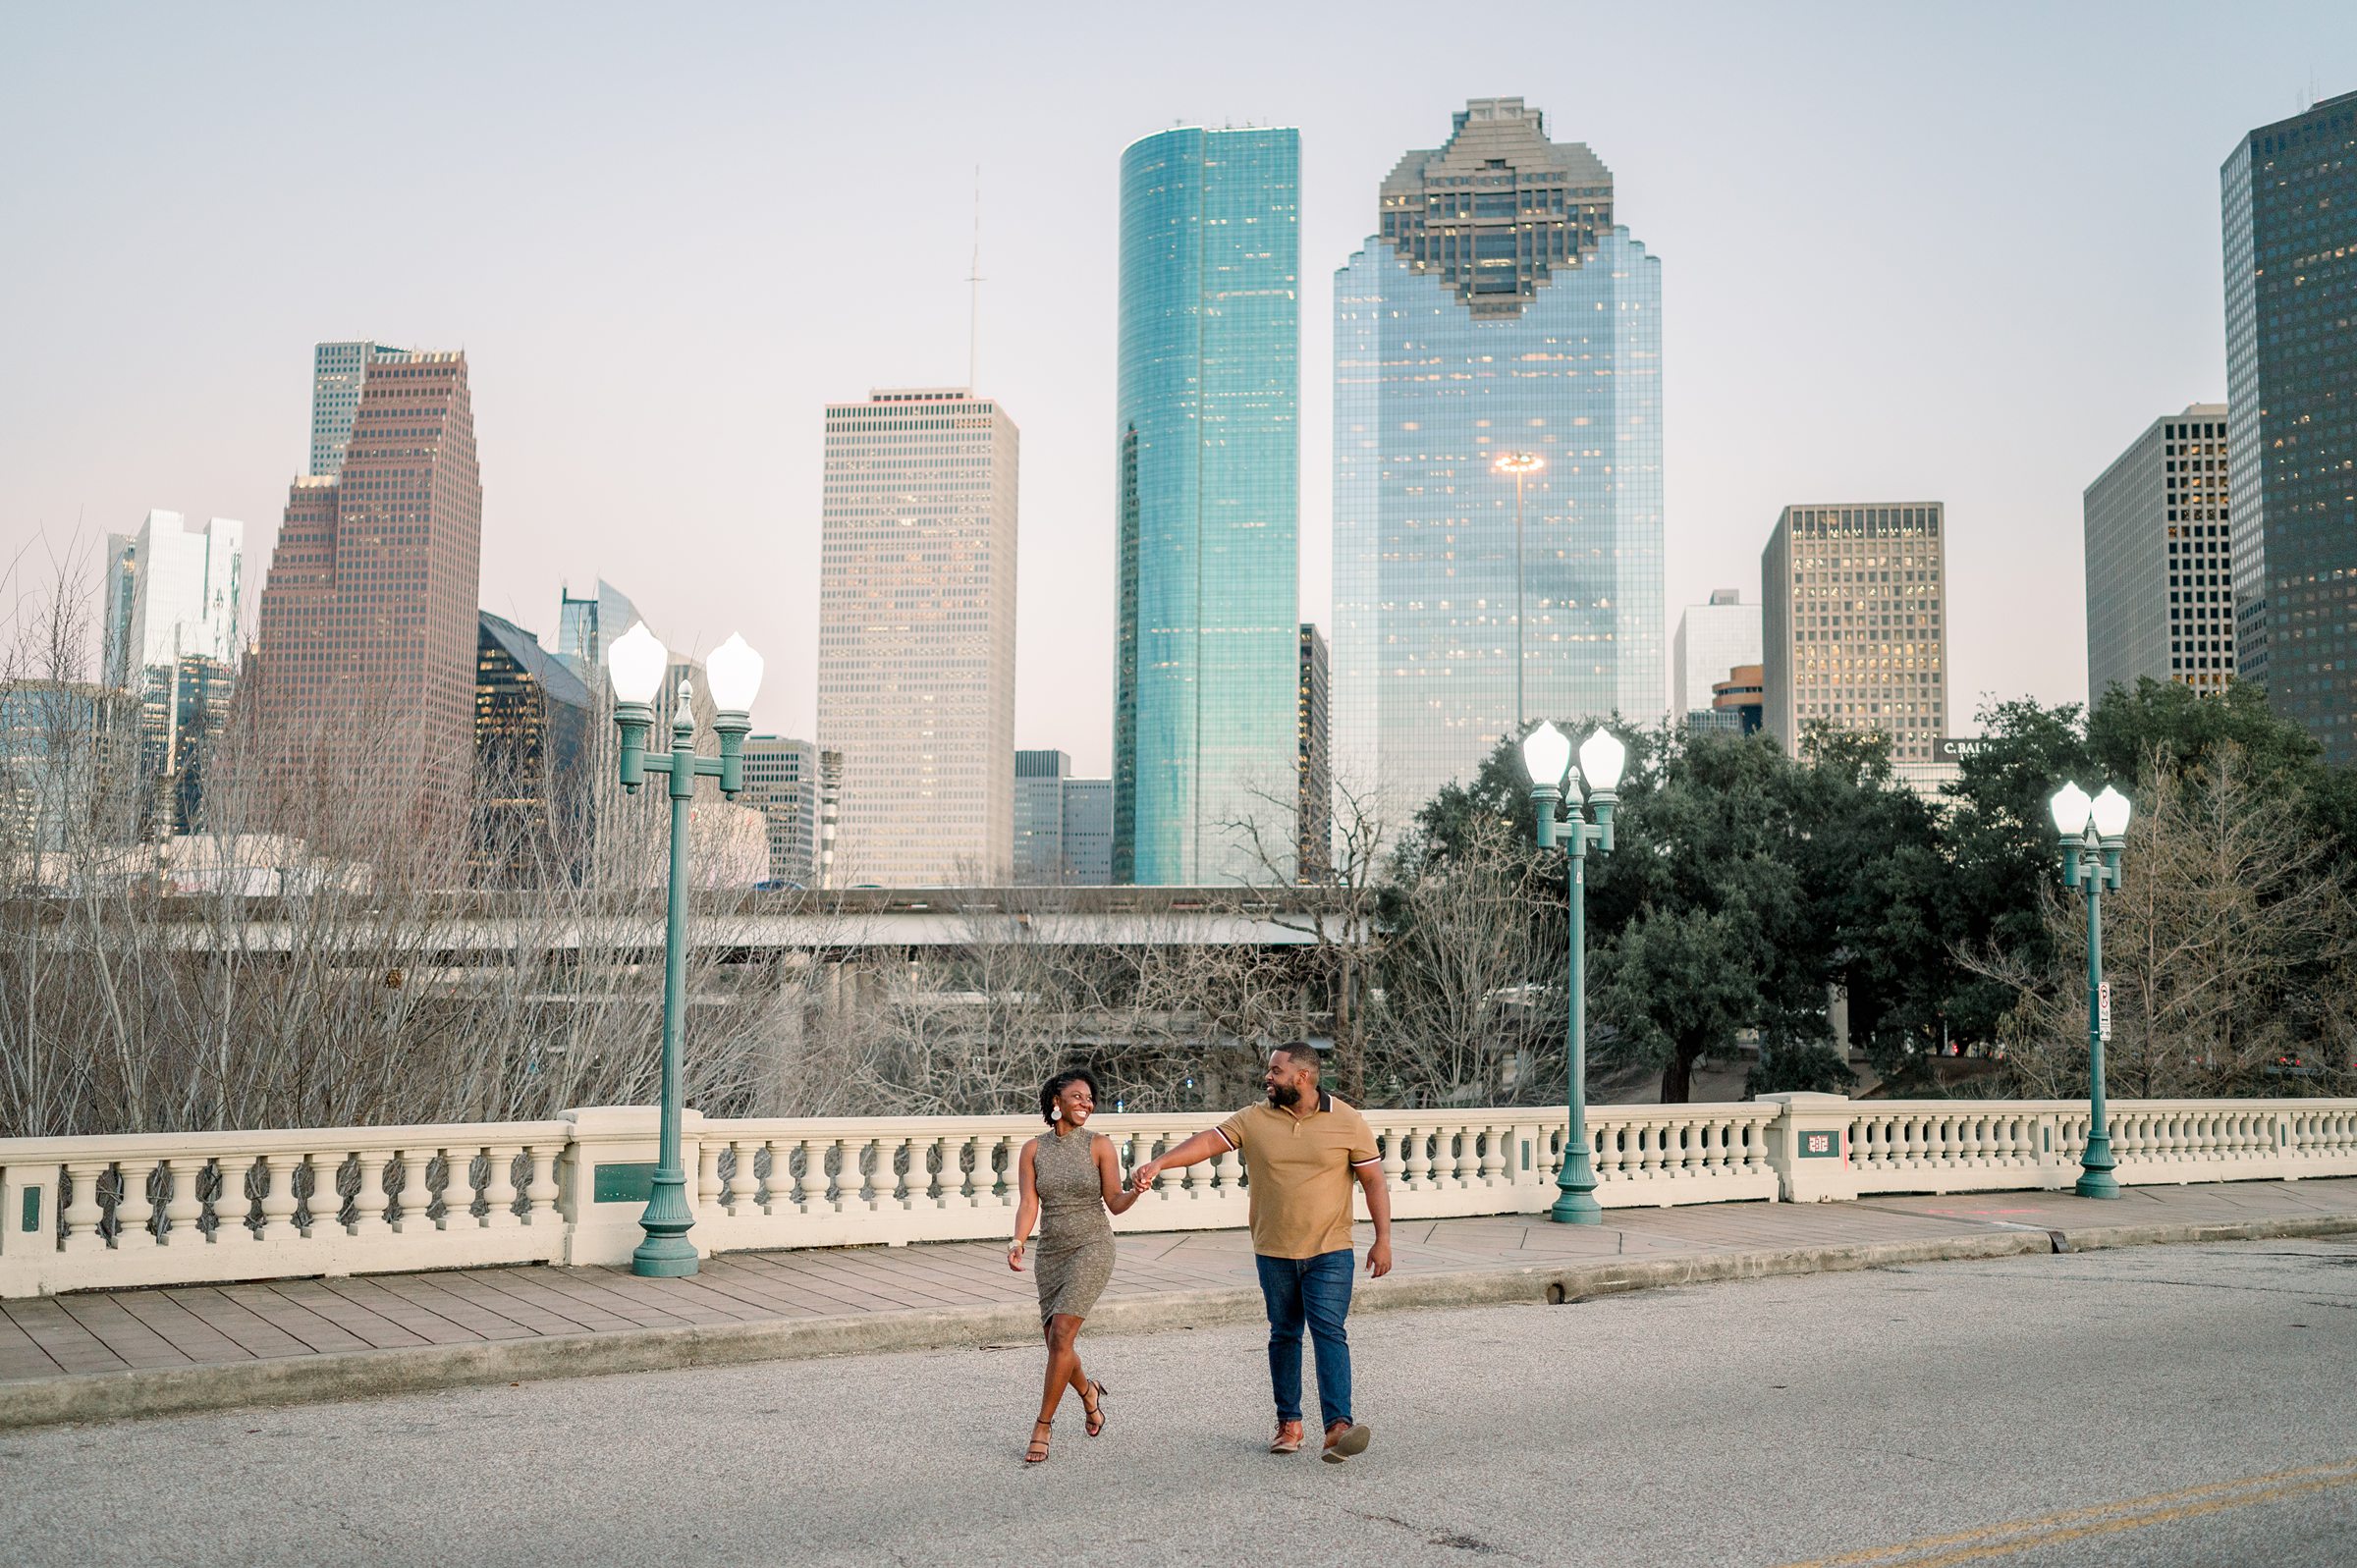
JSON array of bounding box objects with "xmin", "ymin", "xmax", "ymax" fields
[{"xmin": 3, "ymin": 1216, "xmax": 2350, "ymax": 1431}]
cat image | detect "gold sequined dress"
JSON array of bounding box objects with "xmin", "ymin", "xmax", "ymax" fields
[{"xmin": 1031, "ymin": 1128, "xmax": 1115, "ymax": 1323}]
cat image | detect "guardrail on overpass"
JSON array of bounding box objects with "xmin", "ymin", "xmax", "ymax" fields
[{"xmin": 3, "ymin": 1094, "xmax": 2352, "ymax": 1298}]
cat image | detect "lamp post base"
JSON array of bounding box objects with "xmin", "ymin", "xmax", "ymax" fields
[
  {"xmin": 2074, "ymin": 1160, "xmax": 2130, "ymax": 1197},
  {"xmin": 631, "ymin": 1170, "xmax": 700, "ymax": 1276},
  {"xmin": 1549, "ymin": 1186, "xmax": 1604, "ymax": 1225}
]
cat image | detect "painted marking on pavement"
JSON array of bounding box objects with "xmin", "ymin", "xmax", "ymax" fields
[{"xmin": 1768, "ymin": 1455, "xmax": 2357, "ymax": 1567}]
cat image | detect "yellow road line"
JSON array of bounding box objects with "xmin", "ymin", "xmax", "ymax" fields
[{"xmin": 1769, "ymin": 1457, "xmax": 2357, "ymax": 1568}]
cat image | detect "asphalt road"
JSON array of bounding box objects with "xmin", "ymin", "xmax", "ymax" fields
[{"xmin": 2, "ymin": 1238, "xmax": 2352, "ymax": 1567}]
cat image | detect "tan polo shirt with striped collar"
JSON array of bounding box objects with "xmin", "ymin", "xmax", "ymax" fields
[{"xmin": 1215, "ymin": 1090, "xmax": 1383, "ymax": 1260}]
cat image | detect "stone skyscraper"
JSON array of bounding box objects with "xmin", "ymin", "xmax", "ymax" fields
[
  {"xmin": 2083, "ymin": 405, "xmax": 2234, "ymax": 700},
  {"xmin": 1333, "ymin": 99, "xmax": 1665, "ymax": 822},
  {"xmin": 254, "ymin": 349, "xmax": 483, "ymax": 837},
  {"xmin": 2222, "ymin": 91, "xmax": 2357, "ymax": 764},
  {"xmin": 1760, "ymin": 503, "xmax": 1948, "ymax": 763},
  {"xmin": 816, "ymin": 388, "xmax": 1017, "ymax": 886},
  {"xmin": 1115, "ymin": 125, "xmax": 1301, "ymax": 885}
]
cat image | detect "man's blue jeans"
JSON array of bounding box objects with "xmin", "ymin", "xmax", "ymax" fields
[{"xmin": 1255, "ymin": 1249, "xmax": 1354, "ymax": 1430}]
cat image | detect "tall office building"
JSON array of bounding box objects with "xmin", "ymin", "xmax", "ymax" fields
[
  {"xmin": 555, "ymin": 579, "xmax": 643, "ymax": 684},
  {"xmin": 475, "ymin": 612, "xmax": 593, "ymax": 886},
  {"xmin": 1013, "ymin": 750, "xmax": 1117, "ymax": 886},
  {"xmin": 2222, "ymin": 92, "xmax": 2357, "ymax": 764},
  {"xmin": 254, "ymin": 349, "xmax": 483, "ymax": 838},
  {"xmin": 741, "ymin": 735, "xmax": 821, "ymax": 888},
  {"xmin": 101, "ymin": 511, "xmax": 245, "ymax": 687},
  {"xmin": 1333, "ymin": 98, "xmax": 1665, "ymax": 823},
  {"xmin": 1116, "ymin": 124, "xmax": 1301, "ymax": 886},
  {"xmin": 1014, "ymin": 748, "xmax": 1071, "ymax": 885},
  {"xmin": 2084, "ymin": 405, "xmax": 2235, "ymax": 700},
  {"xmin": 1761, "ymin": 504, "xmax": 1949, "ymax": 761},
  {"xmin": 1672, "ymin": 589, "xmax": 1762, "ymax": 719},
  {"xmin": 816, "ymin": 388, "xmax": 1017, "ymax": 886},
  {"xmin": 1060, "ymin": 778, "xmax": 1113, "ymax": 885},
  {"xmin": 100, "ymin": 511, "xmax": 246, "ymax": 822},
  {"xmin": 309, "ymin": 341, "xmax": 411, "ymax": 478},
  {"xmin": 1296, "ymin": 623, "xmax": 1331, "ymax": 881}
]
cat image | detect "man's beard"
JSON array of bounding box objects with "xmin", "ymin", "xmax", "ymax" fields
[{"xmin": 1266, "ymin": 1082, "xmax": 1302, "ymax": 1108}]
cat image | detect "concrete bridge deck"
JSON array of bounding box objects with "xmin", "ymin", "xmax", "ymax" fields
[{"xmin": 5, "ymin": 1178, "xmax": 2352, "ymax": 1427}]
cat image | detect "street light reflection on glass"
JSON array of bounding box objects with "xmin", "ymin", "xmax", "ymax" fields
[
  {"xmin": 2049, "ymin": 778, "xmax": 2132, "ymax": 1199},
  {"xmin": 606, "ymin": 622, "xmax": 764, "ymax": 1274},
  {"xmin": 1520, "ymin": 719, "xmax": 1623, "ymax": 1223},
  {"xmin": 1494, "ymin": 452, "xmax": 1545, "ymax": 730}
]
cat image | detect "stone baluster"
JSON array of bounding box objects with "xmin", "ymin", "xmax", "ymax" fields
[
  {"xmin": 1476, "ymin": 1125, "xmax": 1506, "ymax": 1187},
  {"xmin": 1379, "ymin": 1130, "xmax": 1407, "ymax": 1193},
  {"xmin": 258, "ymin": 1153, "xmax": 301, "ymax": 1240},
  {"xmin": 953, "ymin": 1134, "xmax": 983, "ymax": 1209},
  {"xmin": 522, "ymin": 1144, "xmax": 560, "ymax": 1226},
  {"xmin": 305, "ymin": 1152, "xmax": 346, "ymax": 1235},
  {"xmin": 158, "ymin": 1157, "xmax": 204, "ymax": 1245},
  {"xmin": 60, "ymin": 1161, "xmax": 109, "ymax": 1254},
  {"xmin": 1208, "ymin": 1142, "xmax": 1242, "ymax": 1200},
  {"xmin": 341, "ymin": 1150, "xmax": 381, "ymax": 1236},
  {"xmin": 1401, "ymin": 1128, "xmax": 1432, "ymax": 1191},
  {"xmin": 698, "ymin": 1141, "xmax": 725, "ymax": 1218},
  {"xmin": 481, "ymin": 1147, "xmax": 521, "ymax": 1229},
  {"xmin": 114, "ymin": 1160, "xmax": 155, "ymax": 1251}
]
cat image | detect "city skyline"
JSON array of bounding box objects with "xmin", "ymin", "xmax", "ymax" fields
[{"xmin": 4, "ymin": 8, "xmax": 2355, "ymax": 779}]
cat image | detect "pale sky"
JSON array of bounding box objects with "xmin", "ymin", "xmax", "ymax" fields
[{"xmin": 4, "ymin": 3, "xmax": 2352, "ymax": 776}]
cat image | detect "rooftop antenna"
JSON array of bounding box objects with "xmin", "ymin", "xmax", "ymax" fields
[{"xmin": 965, "ymin": 166, "xmax": 985, "ymax": 389}]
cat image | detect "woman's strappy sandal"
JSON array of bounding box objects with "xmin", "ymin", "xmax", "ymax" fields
[
  {"xmin": 1082, "ymin": 1380, "xmax": 1108, "ymax": 1437},
  {"xmin": 1024, "ymin": 1418, "xmax": 1053, "ymax": 1463}
]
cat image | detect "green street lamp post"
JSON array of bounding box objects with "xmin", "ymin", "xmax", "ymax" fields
[
  {"xmin": 2048, "ymin": 780, "xmax": 2132, "ymax": 1200},
  {"xmin": 1521, "ymin": 720, "xmax": 1624, "ymax": 1224},
  {"xmin": 604, "ymin": 622, "xmax": 765, "ymax": 1276}
]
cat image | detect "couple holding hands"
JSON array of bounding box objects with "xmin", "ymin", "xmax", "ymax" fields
[{"xmin": 1007, "ymin": 1042, "xmax": 1394, "ymax": 1465}]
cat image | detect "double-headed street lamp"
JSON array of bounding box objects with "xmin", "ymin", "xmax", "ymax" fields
[
  {"xmin": 604, "ymin": 622, "xmax": 764, "ymax": 1276},
  {"xmin": 1520, "ymin": 719, "xmax": 1625, "ymax": 1225},
  {"xmin": 1495, "ymin": 452, "xmax": 1545, "ymax": 730},
  {"xmin": 2048, "ymin": 780, "xmax": 2133, "ymax": 1201}
]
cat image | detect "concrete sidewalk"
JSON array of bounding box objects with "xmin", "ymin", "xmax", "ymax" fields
[{"xmin": 4, "ymin": 1177, "xmax": 2351, "ymax": 1429}]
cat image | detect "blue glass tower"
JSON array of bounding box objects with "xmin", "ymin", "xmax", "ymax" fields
[
  {"xmin": 1333, "ymin": 99, "xmax": 1664, "ymax": 820},
  {"xmin": 1116, "ymin": 126, "xmax": 1301, "ymax": 885}
]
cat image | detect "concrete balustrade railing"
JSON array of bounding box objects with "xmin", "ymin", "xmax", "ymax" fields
[
  {"xmin": 4, "ymin": 1096, "xmax": 2351, "ymax": 1298},
  {"xmin": 1763, "ymin": 1093, "xmax": 2357, "ymax": 1202}
]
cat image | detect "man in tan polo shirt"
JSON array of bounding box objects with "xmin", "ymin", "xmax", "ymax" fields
[{"xmin": 1131, "ymin": 1041, "xmax": 1393, "ymax": 1462}]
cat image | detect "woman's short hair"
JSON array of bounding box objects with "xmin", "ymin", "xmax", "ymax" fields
[{"xmin": 1039, "ymin": 1067, "xmax": 1101, "ymax": 1125}]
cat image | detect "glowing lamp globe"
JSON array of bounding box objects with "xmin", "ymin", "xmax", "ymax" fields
[
  {"xmin": 2090, "ymin": 784, "xmax": 2132, "ymax": 840},
  {"xmin": 605, "ymin": 622, "xmax": 668, "ymax": 706},
  {"xmin": 1577, "ymin": 728, "xmax": 1628, "ymax": 794},
  {"xmin": 2049, "ymin": 781, "xmax": 2093, "ymax": 838},
  {"xmin": 705, "ymin": 632, "xmax": 764, "ymax": 715},
  {"xmin": 1520, "ymin": 721, "xmax": 1573, "ymax": 791}
]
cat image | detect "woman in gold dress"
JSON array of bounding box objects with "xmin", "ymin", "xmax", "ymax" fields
[{"xmin": 1009, "ymin": 1067, "xmax": 1140, "ymax": 1462}]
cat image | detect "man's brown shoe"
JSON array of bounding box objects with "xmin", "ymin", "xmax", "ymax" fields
[
  {"xmin": 1322, "ymin": 1421, "xmax": 1372, "ymax": 1464},
  {"xmin": 1269, "ymin": 1420, "xmax": 1304, "ymax": 1454}
]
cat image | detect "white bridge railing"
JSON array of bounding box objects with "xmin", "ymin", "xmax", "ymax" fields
[{"xmin": 2, "ymin": 1094, "xmax": 2352, "ymax": 1299}]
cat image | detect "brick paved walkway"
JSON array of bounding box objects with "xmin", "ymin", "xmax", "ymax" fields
[{"xmin": 3, "ymin": 1179, "xmax": 2351, "ymax": 1385}]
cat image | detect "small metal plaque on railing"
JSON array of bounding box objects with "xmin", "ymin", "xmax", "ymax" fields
[
  {"xmin": 592, "ymin": 1162, "xmax": 657, "ymax": 1204},
  {"xmin": 20, "ymin": 1187, "xmax": 38, "ymax": 1232},
  {"xmin": 1797, "ymin": 1130, "xmax": 1842, "ymax": 1160}
]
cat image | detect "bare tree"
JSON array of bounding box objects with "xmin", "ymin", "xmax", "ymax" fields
[{"xmin": 1972, "ymin": 746, "xmax": 2357, "ymax": 1098}]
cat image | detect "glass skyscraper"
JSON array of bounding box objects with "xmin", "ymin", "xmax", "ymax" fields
[
  {"xmin": 2221, "ymin": 90, "xmax": 2357, "ymax": 765},
  {"xmin": 1333, "ymin": 99, "xmax": 1664, "ymax": 823},
  {"xmin": 1115, "ymin": 125, "xmax": 1300, "ymax": 885}
]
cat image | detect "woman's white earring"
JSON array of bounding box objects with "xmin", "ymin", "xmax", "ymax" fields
[{"xmin": 1050, "ymin": 1106, "xmax": 1061, "ymax": 1120}]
